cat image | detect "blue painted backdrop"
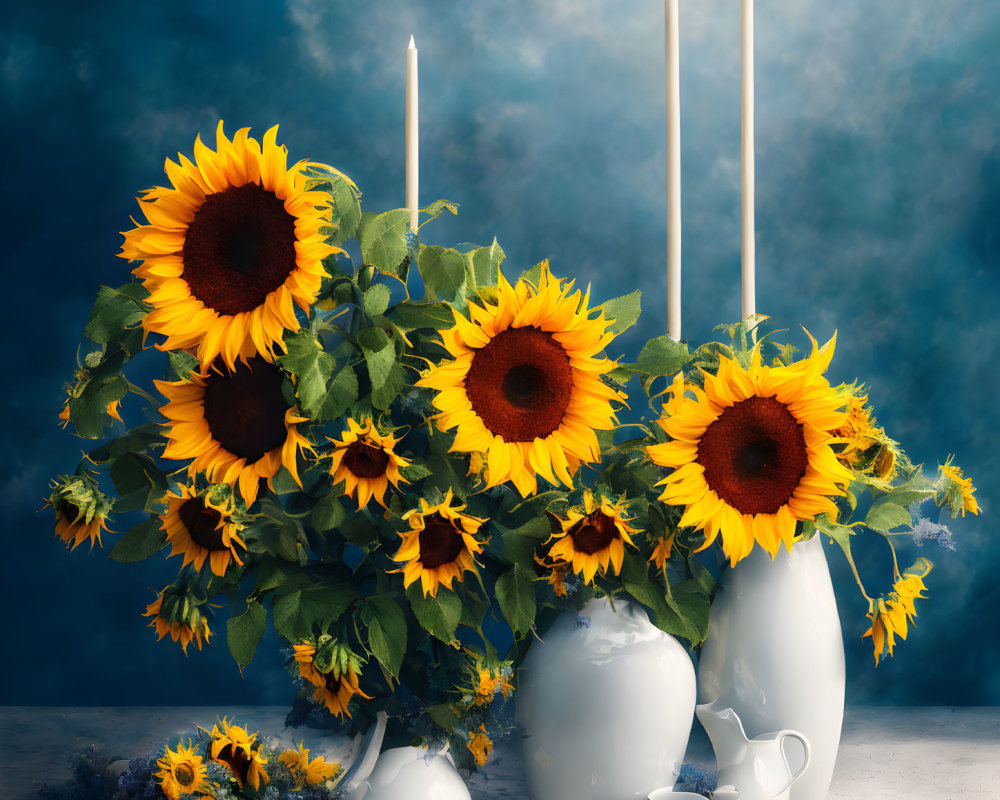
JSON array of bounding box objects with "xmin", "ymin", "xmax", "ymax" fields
[{"xmin": 2, "ymin": 0, "xmax": 996, "ymax": 707}]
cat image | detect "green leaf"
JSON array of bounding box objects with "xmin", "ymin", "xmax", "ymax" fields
[
  {"xmin": 87, "ymin": 423, "xmax": 165, "ymax": 464},
  {"xmin": 418, "ymin": 199, "xmax": 460, "ymax": 228},
  {"xmin": 508, "ymin": 516, "xmax": 552, "ymax": 539},
  {"xmin": 419, "ymin": 245, "xmax": 467, "ymax": 303},
  {"xmin": 600, "ymin": 290, "xmax": 642, "ymax": 335},
  {"xmin": 630, "ymin": 335, "xmax": 690, "ymax": 376},
  {"xmin": 227, "ymin": 601, "xmax": 267, "ymax": 670},
  {"xmin": 407, "ymin": 584, "xmax": 462, "ymax": 643},
  {"xmin": 399, "ymin": 463, "xmax": 433, "ymax": 483},
  {"xmin": 660, "ymin": 580, "xmax": 711, "ymax": 644},
  {"xmin": 466, "ymin": 237, "xmax": 505, "ymax": 288},
  {"xmin": 387, "ymin": 301, "xmax": 455, "ymax": 331},
  {"xmin": 372, "ymin": 361, "xmax": 409, "ymax": 410},
  {"xmin": 811, "ymin": 514, "xmax": 855, "ymax": 557},
  {"xmin": 168, "ymin": 351, "xmax": 201, "ymax": 381},
  {"xmin": 496, "ymin": 563, "xmax": 537, "ymax": 637},
  {"xmin": 66, "ymin": 349, "xmax": 129, "ymax": 439},
  {"xmin": 357, "ymin": 327, "xmax": 395, "ymax": 390},
  {"xmin": 110, "ymin": 453, "xmax": 168, "ymax": 514},
  {"xmin": 279, "ymin": 330, "xmax": 335, "ymax": 417},
  {"xmin": 363, "ymin": 284, "xmax": 392, "ymax": 317},
  {"xmin": 361, "ymin": 596, "xmax": 408, "ymax": 677},
  {"xmin": 330, "ymin": 175, "xmax": 362, "ymax": 245},
  {"xmin": 108, "ymin": 517, "xmax": 166, "ymax": 563},
  {"xmin": 317, "ymin": 364, "xmax": 360, "ymax": 421},
  {"xmin": 501, "ymin": 531, "xmax": 537, "ymax": 568},
  {"xmin": 83, "ymin": 283, "xmax": 150, "ymax": 348},
  {"xmin": 274, "ymin": 584, "xmax": 357, "ymax": 641},
  {"xmin": 426, "ymin": 702, "xmax": 463, "ymax": 731},
  {"xmin": 311, "ymin": 494, "xmax": 348, "ymax": 532},
  {"xmin": 865, "ymin": 499, "xmax": 912, "ymax": 532},
  {"xmin": 358, "ymin": 209, "xmax": 410, "ymax": 277}
]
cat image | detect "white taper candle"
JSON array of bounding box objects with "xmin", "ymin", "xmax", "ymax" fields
[
  {"xmin": 665, "ymin": 0, "xmax": 681, "ymax": 341},
  {"xmin": 741, "ymin": 0, "xmax": 756, "ymax": 322},
  {"xmin": 406, "ymin": 35, "xmax": 419, "ymax": 234}
]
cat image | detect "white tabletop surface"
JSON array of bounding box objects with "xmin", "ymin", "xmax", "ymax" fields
[{"xmin": 1, "ymin": 706, "xmax": 997, "ymax": 799}]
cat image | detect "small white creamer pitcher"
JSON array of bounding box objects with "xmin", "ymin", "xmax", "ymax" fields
[{"xmin": 696, "ymin": 700, "xmax": 811, "ymax": 800}]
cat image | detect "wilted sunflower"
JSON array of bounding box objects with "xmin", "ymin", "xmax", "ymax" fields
[
  {"xmin": 833, "ymin": 387, "xmax": 896, "ymax": 481},
  {"xmin": 417, "ymin": 262, "xmax": 624, "ymax": 497},
  {"xmin": 156, "ymin": 357, "xmax": 313, "ymax": 506},
  {"xmin": 543, "ymin": 491, "xmax": 638, "ymax": 585},
  {"xmin": 278, "ymin": 742, "xmax": 340, "ymax": 789},
  {"xmin": 162, "ymin": 484, "xmax": 246, "ymax": 576},
  {"xmin": 202, "ymin": 717, "xmax": 269, "ymax": 790},
  {"xmin": 327, "ymin": 417, "xmax": 410, "ymax": 508},
  {"xmin": 648, "ymin": 532, "xmax": 676, "ymax": 573},
  {"xmin": 863, "ymin": 559, "xmax": 931, "ymax": 665},
  {"xmin": 937, "ymin": 456, "xmax": 980, "ymax": 517},
  {"xmin": 120, "ymin": 121, "xmax": 343, "ymax": 370},
  {"xmin": 466, "ymin": 724, "xmax": 493, "ymax": 767},
  {"xmin": 154, "ymin": 739, "xmax": 213, "ymax": 800},
  {"xmin": 390, "ymin": 489, "xmax": 488, "ymax": 598},
  {"xmin": 293, "ymin": 639, "xmax": 371, "ymax": 720},
  {"xmin": 647, "ymin": 334, "xmax": 853, "ymax": 565},
  {"xmin": 46, "ymin": 474, "xmax": 114, "ymax": 552},
  {"xmin": 143, "ymin": 588, "xmax": 212, "ymax": 655},
  {"xmin": 459, "ymin": 653, "xmax": 514, "ymax": 707}
]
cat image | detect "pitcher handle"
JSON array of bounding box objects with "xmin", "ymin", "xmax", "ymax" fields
[{"xmin": 775, "ymin": 728, "xmax": 811, "ymax": 795}]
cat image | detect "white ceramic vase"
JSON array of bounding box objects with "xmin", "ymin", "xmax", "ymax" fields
[
  {"xmin": 345, "ymin": 746, "xmax": 470, "ymax": 800},
  {"xmin": 517, "ymin": 597, "xmax": 697, "ymax": 800},
  {"xmin": 697, "ymin": 535, "xmax": 845, "ymax": 800}
]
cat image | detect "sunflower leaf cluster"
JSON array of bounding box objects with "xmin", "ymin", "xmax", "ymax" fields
[{"xmin": 48, "ymin": 122, "xmax": 981, "ymax": 765}]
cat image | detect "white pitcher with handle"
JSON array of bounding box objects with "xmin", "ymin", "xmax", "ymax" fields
[{"xmin": 696, "ymin": 700, "xmax": 810, "ymax": 800}]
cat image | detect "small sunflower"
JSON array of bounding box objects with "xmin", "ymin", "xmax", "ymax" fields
[
  {"xmin": 648, "ymin": 532, "xmax": 675, "ymax": 573},
  {"xmin": 937, "ymin": 456, "xmax": 980, "ymax": 517},
  {"xmin": 46, "ymin": 474, "xmax": 114, "ymax": 552},
  {"xmin": 327, "ymin": 417, "xmax": 410, "ymax": 508},
  {"xmin": 390, "ymin": 489, "xmax": 488, "ymax": 598},
  {"xmin": 155, "ymin": 739, "xmax": 213, "ymax": 800},
  {"xmin": 278, "ymin": 742, "xmax": 340, "ymax": 789},
  {"xmin": 418, "ymin": 262, "xmax": 624, "ymax": 497},
  {"xmin": 120, "ymin": 121, "xmax": 343, "ymax": 370},
  {"xmin": 647, "ymin": 334, "xmax": 853, "ymax": 565},
  {"xmin": 162, "ymin": 484, "xmax": 246, "ymax": 576},
  {"xmin": 156, "ymin": 357, "xmax": 314, "ymax": 507},
  {"xmin": 292, "ymin": 638, "xmax": 372, "ymax": 720},
  {"xmin": 143, "ymin": 587, "xmax": 212, "ymax": 655},
  {"xmin": 466, "ymin": 724, "xmax": 493, "ymax": 767},
  {"xmin": 543, "ymin": 491, "xmax": 639, "ymax": 585},
  {"xmin": 863, "ymin": 559, "xmax": 931, "ymax": 665},
  {"xmin": 833, "ymin": 387, "xmax": 896, "ymax": 481},
  {"xmin": 202, "ymin": 717, "xmax": 270, "ymax": 790}
]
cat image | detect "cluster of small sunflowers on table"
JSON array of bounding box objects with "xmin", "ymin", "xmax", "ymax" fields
[{"xmin": 49, "ymin": 122, "xmax": 980, "ymax": 774}]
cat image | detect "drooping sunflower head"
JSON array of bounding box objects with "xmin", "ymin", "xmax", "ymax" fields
[
  {"xmin": 156, "ymin": 356, "xmax": 314, "ymax": 507},
  {"xmin": 154, "ymin": 739, "xmax": 213, "ymax": 800},
  {"xmin": 202, "ymin": 717, "xmax": 269, "ymax": 790},
  {"xmin": 292, "ymin": 637, "xmax": 372, "ymax": 720},
  {"xmin": 327, "ymin": 417, "xmax": 411, "ymax": 508},
  {"xmin": 936, "ymin": 456, "xmax": 980, "ymax": 517},
  {"xmin": 833, "ymin": 385, "xmax": 897, "ymax": 481},
  {"xmin": 391, "ymin": 489, "xmax": 488, "ymax": 598},
  {"xmin": 143, "ymin": 585, "xmax": 212, "ymax": 655},
  {"xmin": 862, "ymin": 558, "xmax": 931, "ymax": 666},
  {"xmin": 543, "ymin": 490, "xmax": 639, "ymax": 585},
  {"xmin": 120, "ymin": 121, "xmax": 344, "ymax": 370},
  {"xmin": 647, "ymin": 333, "xmax": 854, "ymax": 565},
  {"xmin": 46, "ymin": 473, "xmax": 114, "ymax": 552},
  {"xmin": 417, "ymin": 262, "xmax": 625, "ymax": 497},
  {"xmin": 162, "ymin": 482, "xmax": 247, "ymax": 576},
  {"xmin": 466, "ymin": 724, "xmax": 493, "ymax": 767},
  {"xmin": 278, "ymin": 742, "xmax": 340, "ymax": 789},
  {"xmin": 648, "ymin": 532, "xmax": 676, "ymax": 573}
]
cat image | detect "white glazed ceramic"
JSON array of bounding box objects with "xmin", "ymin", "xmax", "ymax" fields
[
  {"xmin": 696, "ymin": 701, "xmax": 810, "ymax": 800},
  {"xmin": 345, "ymin": 746, "xmax": 471, "ymax": 800},
  {"xmin": 517, "ymin": 597, "xmax": 696, "ymax": 800},
  {"xmin": 697, "ymin": 535, "xmax": 844, "ymax": 800},
  {"xmin": 647, "ymin": 791, "xmax": 710, "ymax": 800}
]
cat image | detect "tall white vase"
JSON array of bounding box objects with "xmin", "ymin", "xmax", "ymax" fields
[
  {"xmin": 697, "ymin": 535, "xmax": 845, "ymax": 800},
  {"xmin": 517, "ymin": 597, "xmax": 696, "ymax": 800}
]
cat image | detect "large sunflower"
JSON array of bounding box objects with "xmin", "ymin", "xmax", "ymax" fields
[
  {"xmin": 120, "ymin": 121, "xmax": 343, "ymax": 370},
  {"xmin": 543, "ymin": 491, "xmax": 639, "ymax": 584},
  {"xmin": 202, "ymin": 717, "xmax": 270, "ymax": 790},
  {"xmin": 647, "ymin": 334, "xmax": 853, "ymax": 565},
  {"xmin": 156, "ymin": 357, "xmax": 313, "ymax": 506},
  {"xmin": 154, "ymin": 739, "xmax": 213, "ymax": 800},
  {"xmin": 417, "ymin": 262, "xmax": 624, "ymax": 497},
  {"xmin": 327, "ymin": 417, "xmax": 410, "ymax": 508},
  {"xmin": 162, "ymin": 484, "xmax": 246, "ymax": 576},
  {"xmin": 390, "ymin": 489, "xmax": 488, "ymax": 598},
  {"xmin": 293, "ymin": 640, "xmax": 372, "ymax": 720}
]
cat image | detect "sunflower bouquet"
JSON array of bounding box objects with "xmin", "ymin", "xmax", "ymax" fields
[{"xmin": 49, "ymin": 121, "xmax": 979, "ymax": 774}]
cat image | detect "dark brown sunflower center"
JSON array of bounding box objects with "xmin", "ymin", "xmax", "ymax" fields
[
  {"xmin": 343, "ymin": 441, "xmax": 390, "ymax": 479},
  {"xmin": 568, "ymin": 512, "xmax": 617, "ymax": 554},
  {"xmin": 697, "ymin": 395, "xmax": 808, "ymax": 515},
  {"xmin": 178, "ymin": 498, "xmax": 226, "ymax": 550},
  {"xmin": 324, "ymin": 672, "xmax": 345, "ymax": 693},
  {"xmin": 418, "ymin": 514, "xmax": 466, "ymax": 569},
  {"xmin": 58, "ymin": 499, "xmax": 81, "ymax": 522},
  {"xmin": 464, "ymin": 326, "xmax": 573, "ymax": 441},
  {"xmin": 217, "ymin": 744, "xmax": 250, "ymax": 786},
  {"xmin": 182, "ymin": 182, "xmax": 298, "ymax": 316},
  {"xmin": 202, "ymin": 357, "xmax": 290, "ymax": 463},
  {"xmin": 175, "ymin": 764, "xmax": 195, "ymax": 786}
]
